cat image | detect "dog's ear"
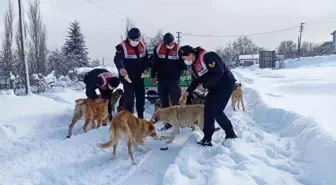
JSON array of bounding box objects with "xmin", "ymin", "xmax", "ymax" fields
[{"xmin": 148, "ymin": 124, "xmax": 155, "ymax": 131}]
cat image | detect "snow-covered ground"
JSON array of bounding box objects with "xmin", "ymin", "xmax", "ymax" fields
[{"xmin": 1, "ymin": 55, "xmax": 335, "ymax": 185}]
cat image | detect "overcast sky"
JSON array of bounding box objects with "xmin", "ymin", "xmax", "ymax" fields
[{"xmin": 0, "ymin": 0, "xmax": 335, "ymax": 65}]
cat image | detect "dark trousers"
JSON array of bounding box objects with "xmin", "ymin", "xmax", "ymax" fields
[
  {"xmin": 123, "ymin": 80, "xmax": 145, "ymax": 118},
  {"xmin": 158, "ymin": 80, "xmax": 181, "ymax": 128},
  {"xmin": 99, "ymin": 89, "xmax": 112, "ymax": 115},
  {"xmin": 158, "ymin": 79, "xmax": 181, "ymax": 108},
  {"xmin": 203, "ymin": 83, "xmax": 236, "ymax": 140}
]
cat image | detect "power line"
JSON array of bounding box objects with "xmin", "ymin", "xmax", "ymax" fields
[
  {"xmin": 181, "ymin": 26, "xmax": 299, "ymax": 38},
  {"xmin": 85, "ymin": 0, "xmax": 125, "ymax": 22},
  {"xmin": 96, "ymin": 0, "xmax": 161, "ymax": 31}
]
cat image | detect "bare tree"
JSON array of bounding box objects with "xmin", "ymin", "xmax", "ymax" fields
[
  {"xmin": 1, "ymin": 0, "xmax": 15, "ymax": 87},
  {"xmin": 90, "ymin": 59, "xmax": 101, "ymax": 67},
  {"xmin": 27, "ymin": 0, "xmax": 48, "ymax": 75},
  {"xmin": 276, "ymin": 40, "xmax": 297, "ymax": 59},
  {"xmin": 232, "ymin": 36, "xmax": 260, "ymax": 55},
  {"xmin": 119, "ymin": 17, "xmax": 136, "ymax": 40},
  {"xmin": 144, "ymin": 29, "xmax": 164, "ymax": 49},
  {"xmin": 301, "ymin": 41, "xmax": 320, "ymax": 57}
]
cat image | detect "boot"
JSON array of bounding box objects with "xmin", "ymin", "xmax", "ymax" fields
[
  {"xmin": 159, "ymin": 123, "xmax": 172, "ymax": 131},
  {"xmin": 196, "ymin": 137, "xmax": 213, "ymax": 147},
  {"xmin": 108, "ymin": 114, "xmax": 113, "ymax": 122},
  {"xmin": 225, "ymin": 131, "xmax": 237, "ymax": 140}
]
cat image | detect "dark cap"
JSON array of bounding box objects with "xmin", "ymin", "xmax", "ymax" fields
[
  {"xmin": 163, "ymin": 33, "xmax": 174, "ymax": 45},
  {"xmin": 127, "ymin": 28, "xmax": 141, "ymax": 40},
  {"xmin": 179, "ymin": 45, "xmax": 194, "ymax": 56},
  {"xmin": 108, "ymin": 76, "xmax": 120, "ymax": 89}
]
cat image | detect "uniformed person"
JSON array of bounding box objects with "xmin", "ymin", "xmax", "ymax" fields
[
  {"xmin": 179, "ymin": 45, "xmax": 237, "ymax": 146},
  {"xmin": 84, "ymin": 68, "xmax": 120, "ymax": 122},
  {"xmin": 151, "ymin": 32, "xmax": 189, "ymax": 130},
  {"xmin": 113, "ymin": 28, "xmax": 149, "ymax": 118}
]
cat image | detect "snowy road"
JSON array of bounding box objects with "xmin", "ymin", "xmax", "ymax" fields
[{"xmin": 1, "ymin": 55, "xmax": 336, "ymax": 185}]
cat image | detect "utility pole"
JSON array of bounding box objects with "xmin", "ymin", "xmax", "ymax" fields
[
  {"xmin": 297, "ymin": 22, "xmax": 304, "ymax": 61},
  {"xmin": 18, "ymin": 0, "xmax": 31, "ymax": 95},
  {"xmin": 176, "ymin": 31, "xmax": 181, "ymax": 45},
  {"xmin": 102, "ymin": 57, "xmax": 105, "ymax": 66}
]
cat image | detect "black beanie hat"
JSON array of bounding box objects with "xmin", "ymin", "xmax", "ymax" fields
[
  {"xmin": 127, "ymin": 28, "xmax": 141, "ymax": 40},
  {"xmin": 163, "ymin": 33, "xmax": 175, "ymax": 45},
  {"xmin": 179, "ymin": 45, "xmax": 194, "ymax": 56},
  {"xmin": 108, "ymin": 76, "xmax": 120, "ymax": 89}
]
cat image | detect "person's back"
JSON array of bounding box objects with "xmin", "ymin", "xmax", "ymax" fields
[{"xmin": 192, "ymin": 47, "xmax": 236, "ymax": 89}]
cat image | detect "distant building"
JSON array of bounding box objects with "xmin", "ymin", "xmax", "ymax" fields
[
  {"xmin": 331, "ymin": 30, "xmax": 336, "ymax": 53},
  {"xmin": 319, "ymin": 41, "xmax": 333, "ymax": 55},
  {"xmin": 238, "ymin": 54, "xmax": 259, "ymax": 67}
]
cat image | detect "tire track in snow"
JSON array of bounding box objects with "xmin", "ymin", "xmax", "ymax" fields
[{"xmin": 114, "ymin": 129, "xmax": 193, "ymax": 185}]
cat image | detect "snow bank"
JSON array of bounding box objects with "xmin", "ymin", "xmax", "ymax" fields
[
  {"xmin": 161, "ymin": 97, "xmax": 306, "ymax": 184},
  {"xmin": 284, "ymin": 54, "xmax": 336, "ymax": 69},
  {"xmin": 243, "ymin": 85, "xmax": 336, "ymax": 185},
  {"xmin": 0, "ymin": 88, "xmax": 85, "ymax": 140},
  {"xmin": 232, "ymin": 54, "xmax": 336, "ymax": 185}
]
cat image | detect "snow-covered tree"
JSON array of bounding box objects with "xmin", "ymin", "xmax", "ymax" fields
[
  {"xmin": 62, "ymin": 20, "xmax": 90, "ymax": 68},
  {"xmin": 90, "ymin": 59, "xmax": 100, "ymax": 67},
  {"xmin": 47, "ymin": 48, "xmax": 69, "ymax": 76}
]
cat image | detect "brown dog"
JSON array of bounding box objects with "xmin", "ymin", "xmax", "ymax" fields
[
  {"xmin": 97, "ymin": 110, "xmax": 157, "ymax": 165},
  {"xmin": 67, "ymin": 98, "xmax": 109, "ymax": 138},
  {"xmin": 231, "ymin": 83, "xmax": 245, "ymax": 111},
  {"xmin": 110, "ymin": 88, "xmax": 124, "ymax": 112}
]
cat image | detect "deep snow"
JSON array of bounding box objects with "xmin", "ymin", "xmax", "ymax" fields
[{"xmin": 1, "ymin": 55, "xmax": 336, "ymax": 185}]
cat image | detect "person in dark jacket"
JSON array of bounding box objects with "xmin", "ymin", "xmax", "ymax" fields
[
  {"xmin": 179, "ymin": 45, "xmax": 238, "ymax": 146},
  {"xmin": 113, "ymin": 28, "xmax": 149, "ymax": 118},
  {"xmin": 151, "ymin": 32, "xmax": 189, "ymax": 131},
  {"xmin": 84, "ymin": 68, "xmax": 120, "ymax": 122}
]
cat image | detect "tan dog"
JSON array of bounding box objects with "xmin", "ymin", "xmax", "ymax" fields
[
  {"xmin": 154, "ymin": 96, "xmax": 172, "ymax": 112},
  {"xmin": 231, "ymin": 83, "xmax": 245, "ymax": 111},
  {"xmin": 151, "ymin": 104, "xmax": 204, "ymax": 143},
  {"xmin": 110, "ymin": 88, "xmax": 124, "ymax": 112},
  {"xmin": 97, "ymin": 110, "xmax": 157, "ymax": 165},
  {"xmin": 67, "ymin": 98, "xmax": 109, "ymax": 138}
]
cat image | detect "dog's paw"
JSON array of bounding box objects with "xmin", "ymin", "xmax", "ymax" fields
[
  {"xmin": 66, "ymin": 135, "xmax": 71, "ymax": 139},
  {"xmin": 112, "ymin": 155, "xmax": 116, "ymax": 160},
  {"xmin": 131, "ymin": 160, "xmax": 138, "ymax": 165}
]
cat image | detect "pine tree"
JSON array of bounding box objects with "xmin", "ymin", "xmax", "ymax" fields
[{"xmin": 62, "ymin": 20, "xmax": 89, "ymax": 68}]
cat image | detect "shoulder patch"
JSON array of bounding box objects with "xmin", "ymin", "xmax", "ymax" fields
[{"xmin": 208, "ymin": 61, "xmax": 216, "ymax": 68}]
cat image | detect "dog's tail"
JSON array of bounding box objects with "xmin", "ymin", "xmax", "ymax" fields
[
  {"xmin": 179, "ymin": 96, "xmax": 187, "ymax": 108},
  {"xmin": 97, "ymin": 122, "xmax": 120, "ymax": 148}
]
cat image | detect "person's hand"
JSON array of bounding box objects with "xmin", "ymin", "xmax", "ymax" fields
[
  {"xmin": 95, "ymin": 98, "xmax": 104, "ymax": 103},
  {"xmin": 143, "ymin": 70, "xmax": 149, "ymax": 76},
  {"xmin": 120, "ymin": 68, "xmax": 127, "ymax": 76},
  {"xmin": 151, "ymin": 78, "xmax": 157, "ymax": 84},
  {"xmin": 198, "ymin": 84, "xmax": 205, "ymax": 91},
  {"xmin": 183, "ymin": 70, "xmax": 189, "ymax": 76},
  {"xmin": 182, "ymin": 91, "xmax": 189, "ymax": 99}
]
